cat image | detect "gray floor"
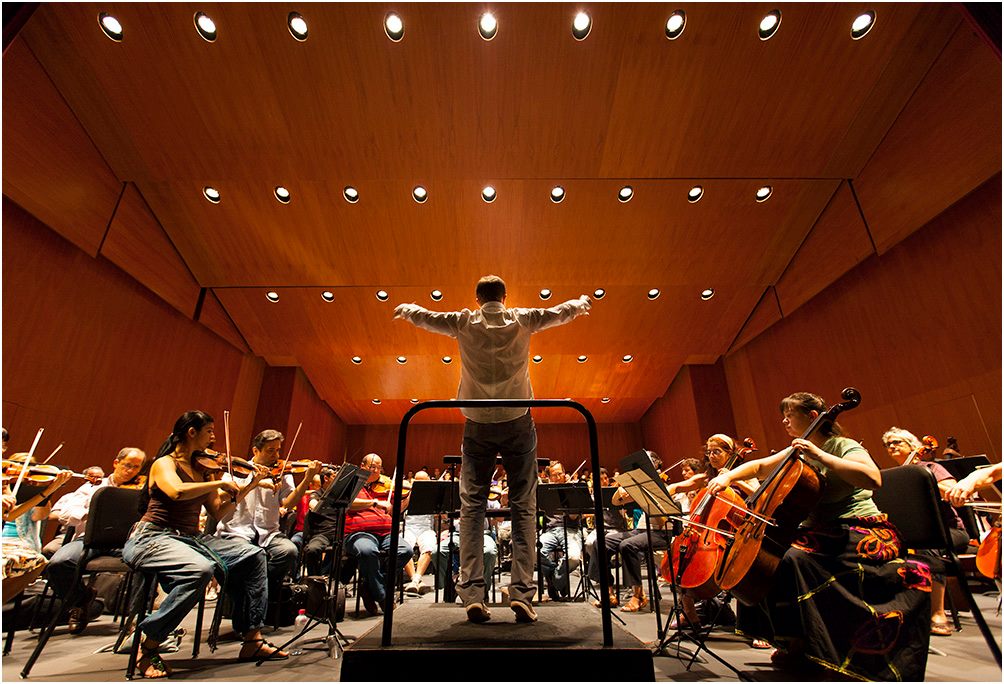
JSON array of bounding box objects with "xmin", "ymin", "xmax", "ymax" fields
[{"xmin": 3, "ymin": 572, "xmax": 1001, "ymax": 682}]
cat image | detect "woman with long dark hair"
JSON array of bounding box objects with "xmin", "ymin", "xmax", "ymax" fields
[{"xmin": 123, "ymin": 411, "xmax": 284, "ymax": 678}]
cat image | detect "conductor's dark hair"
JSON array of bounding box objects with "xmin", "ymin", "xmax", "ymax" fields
[{"xmin": 476, "ymin": 275, "xmax": 506, "ymax": 303}]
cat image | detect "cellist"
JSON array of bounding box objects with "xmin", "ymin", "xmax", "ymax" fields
[{"xmin": 705, "ymin": 392, "xmax": 931, "ymax": 681}]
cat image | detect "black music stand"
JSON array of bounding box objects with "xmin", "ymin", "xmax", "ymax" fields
[
  {"xmin": 259, "ymin": 464, "xmax": 368, "ymax": 664},
  {"xmin": 407, "ymin": 480, "xmax": 460, "ymax": 603}
]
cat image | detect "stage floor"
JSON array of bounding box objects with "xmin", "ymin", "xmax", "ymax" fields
[{"xmin": 3, "ymin": 573, "xmax": 1001, "ymax": 682}]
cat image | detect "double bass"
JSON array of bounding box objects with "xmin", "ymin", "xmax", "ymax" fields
[
  {"xmin": 666, "ymin": 438, "xmax": 758, "ymax": 598},
  {"xmin": 715, "ymin": 387, "xmax": 862, "ymax": 605}
]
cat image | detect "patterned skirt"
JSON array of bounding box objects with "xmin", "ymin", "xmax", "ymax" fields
[
  {"xmin": 736, "ymin": 514, "xmax": 932, "ymax": 681},
  {"xmin": 1, "ymin": 536, "xmax": 47, "ymax": 581}
]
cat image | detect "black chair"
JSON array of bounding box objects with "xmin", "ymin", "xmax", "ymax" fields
[
  {"xmin": 872, "ymin": 465, "xmax": 1001, "ymax": 665},
  {"xmin": 20, "ymin": 487, "xmax": 143, "ymax": 678}
]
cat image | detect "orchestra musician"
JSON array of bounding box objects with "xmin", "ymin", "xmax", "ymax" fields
[
  {"xmin": 538, "ymin": 460, "xmax": 583, "ymax": 601},
  {"xmin": 403, "ymin": 470, "xmax": 437, "ymax": 595},
  {"xmin": 122, "ymin": 411, "xmax": 286, "ymax": 679},
  {"xmin": 394, "ymin": 274, "xmax": 592, "ymax": 624},
  {"xmin": 706, "ymin": 393, "xmax": 931, "ymax": 680},
  {"xmin": 883, "ymin": 427, "xmax": 970, "ymax": 636},
  {"xmin": 45, "ymin": 447, "xmax": 147, "ymax": 634},
  {"xmin": 583, "ymin": 467, "xmax": 628, "ymax": 608},
  {"xmin": 947, "ymin": 461, "xmax": 1002, "ymax": 507}
]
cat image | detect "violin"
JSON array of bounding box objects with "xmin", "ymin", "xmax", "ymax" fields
[
  {"xmin": 665, "ymin": 438, "xmax": 757, "ymax": 597},
  {"xmin": 1, "ymin": 459, "xmax": 86, "ymax": 486},
  {"xmin": 715, "ymin": 388, "xmax": 861, "ymax": 605},
  {"xmin": 371, "ymin": 474, "xmax": 393, "ymax": 495}
]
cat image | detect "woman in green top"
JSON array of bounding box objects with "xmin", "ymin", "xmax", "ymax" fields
[{"xmin": 707, "ymin": 392, "xmax": 932, "ymax": 682}]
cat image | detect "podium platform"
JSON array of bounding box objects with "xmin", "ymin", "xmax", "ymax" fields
[{"xmin": 341, "ymin": 601, "xmax": 655, "ymax": 681}]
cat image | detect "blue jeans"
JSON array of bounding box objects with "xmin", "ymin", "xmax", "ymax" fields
[
  {"xmin": 345, "ymin": 531, "xmax": 412, "ymax": 604},
  {"xmin": 46, "ymin": 539, "xmax": 101, "ymax": 605},
  {"xmin": 437, "ymin": 531, "xmax": 497, "ymax": 595},
  {"xmin": 538, "ymin": 526, "xmax": 583, "ymax": 598},
  {"xmin": 123, "ymin": 522, "xmax": 267, "ymax": 643}
]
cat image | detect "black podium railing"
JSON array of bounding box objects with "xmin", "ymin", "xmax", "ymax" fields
[{"xmin": 380, "ymin": 399, "xmax": 613, "ymax": 648}]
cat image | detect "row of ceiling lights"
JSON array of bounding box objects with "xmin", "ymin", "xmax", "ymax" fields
[
  {"xmin": 371, "ymin": 396, "xmax": 615, "ymax": 404},
  {"xmin": 98, "ymin": 9, "xmax": 876, "ymax": 44},
  {"xmin": 263, "ymin": 287, "xmax": 715, "ymax": 303},
  {"xmin": 202, "ymin": 184, "xmax": 774, "ymax": 205},
  {"xmin": 350, "ymin": 353, "xmax": 634, "ymax": 365}
]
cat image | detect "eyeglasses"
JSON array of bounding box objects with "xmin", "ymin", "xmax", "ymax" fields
[
  {"xmin": 884, "ymin": 439, "xmax": 905, "ymax": 448},
  {"xmin": 705, "ymin": 448, "xmax": 725, "ymax": 456}
]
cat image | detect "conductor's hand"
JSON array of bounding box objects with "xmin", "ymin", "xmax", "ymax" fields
[
  {"xmin": 578, "ymin": 295, "xmax": 592, "ymax": 313},
  {"xmin": 393, "ymin": 303, "xmax": 418, "ymax": 320}
]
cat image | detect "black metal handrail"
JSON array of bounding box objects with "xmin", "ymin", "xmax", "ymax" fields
[{"xmin": 380, "ymin": 399, "xmax": 613, "ymax": 648}]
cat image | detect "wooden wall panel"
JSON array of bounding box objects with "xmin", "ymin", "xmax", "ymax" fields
[
  {"xmin": 1, "ymin": 38, "xmax": 121, "ymax": 257},
  {"xmin": 1, "ymin": 198, "xmax": 261, "ymax": 484},
  {"xmin": 199, "ymin": 290, "xmax": 251, "ymax": 354},
  {"xmin": 854, "ymin": 25, "xmax": 1002, "ymax": 254},
  {"xmin": 639, "ymin": 368, "xmax": 702, "ymax": 468},
  {"xmin": 344, "ymin": 423, "xmax": 643, "ymax": 476},
  {"xmin": 775, "ymin": 182, "xmax": 876, "ymax": 317},
  {"xmin": 723, "ymin": 176, "xmax": 1002, "ymax": 462},
  {"xmin": 99, "ymin": 183, "xmax": 201, "ymax": 318},
  {"xmin": 728, "ymin": 288, "xmax": 782, "ymax": 353}
]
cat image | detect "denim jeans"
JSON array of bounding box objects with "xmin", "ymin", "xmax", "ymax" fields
[
  {"xmin": 538, "ymin": 526, "xmax": 583, "ymax": 598},
  {"xmin": 46, "ymin": 539, "xmax": 99, "ymax": 605},
  {"xmin": 437, "ymin": 531, "xmax": 497, "ymax": 597},
  {"xmin": 123, "ymin": 522, "xmax": 267, "ymax": 643},
  {"xmin": 344, "ymin": 531, "xmax": 412, "ymax": 604}
]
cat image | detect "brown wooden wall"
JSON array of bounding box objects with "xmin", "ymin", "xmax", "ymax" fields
[
  {"xmin": 1, "ymin": 198, "xmax": 263, "ymax": 483},
  {"xmin": 724, "ymin": 176, "xmax": 1003, "ymax": 469},
  {"xmin": 344, "ymin": 422, "xmax": 643, "ymax": 476}
]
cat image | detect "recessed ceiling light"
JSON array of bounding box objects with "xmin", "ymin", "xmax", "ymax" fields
[
  {"xmin": 343, "ymin": 186, "xmax": 359, "ymax": 203},
  {"xmin": 532, "ymin": 355, "xmax": 543, "ymax": 363},
  {"xmin": 601, "ymin": 397, "xmax": 611, "ymax": 403},
  {"xmin": 274, "ymin": 186, "xmax": 291, "ymax": 204},
  {"xmin": 397, "ymin": 356, "xmax": 407, "ymax": 364},
  {"xmin": 622, "ymin": 355, "xmax": 633, "ymax": 363},
  {"xmin": 321, "ymin": 291, "xmax": 335, "ymax": 302},
  {"xmin": 412, "ymin": 186, "xmax": 428, "ymax": 203},
  {"xmin": 755, "ymin": 185, "xmax": 773, "ymax": 202},
  {"xmin": 385, "ymin": 13, "xmax": 404, "ymax": 41},
  {"xmin": 265, "ymin": 291, "xmax": 280, "ymax": 303},
  {"xmin": 593, "ymin": 288, "xmax": 606, "ymax": 299},
  {"xmin": 688, "ymin": 185, "xmax": 704, "ymax": 203},
  {"xmin": 572, "ymin": 11, "xmax": 591, "ymax": 40},
  {"xmin": 376, "ymin": 290, "xmax": 389, "ymax": 301},
  {"xmin": 479, "ymin": 12, "xmax": 498, "ymax": 40},
  {"xmin": 194, "ymin": 12, "xmax": 217, "ymax": 42},
  {"xmin": 539, "ymin": 288, "xmax": 552, "ymax": 300},
  {"xmin": 288, "ymin": 12, "xmax": 308, "ymax": 41},
  {"xmin": 203, "ymin": 186, "xmax": 221, "ymax": 203},
  {"xmin": 410, "ymin": 398, "xmax": 419, "ymax": 404},
  {"xmin": 550, "ymin": 186, "xmax": 565, "ymax": 203},
  {"xmin": 618, "ymin": 186, "xmax": 634, "ymax": 202},
  {"xmin": 701, "ymin": 288, "xmax": 715, "ymax": 300},
  {"xmin": 577, "ymin": 355, "xmax": 588, "ymax": 363},
  {"xmin": 442, "ymin": 356, "xmax": 453, "ymax": 364},
  {"xmin": 758, "ymin": 10, "xmax": 781, "ymax": 40},
  {"xmin": 430, "ymin": 289, "xmax": 443, "ymax": 301},
  {"xmin": 647, "ymin": 288, "xmax": 661, "ymax": 300},
  {"xmin": 851, "ymin": 11, "xmax": 875, "ymax": 40},
  {"xmin": 372, "ymin": 399, "xmax": 382, "ymax": 404},
  {"xmin": 98, "ymin": 13, "xmax": 123, "ymax": 41},
  {"xmin": 351, "ymin": 356, "xmax": 363, "ymax": 364},
  {"xmin": 665, "ymin": 10, "xmax": 686, "ymax": 39},
  {"xmin": 482, "ymin": 185, "xmax": 497, "ymax": 203}
]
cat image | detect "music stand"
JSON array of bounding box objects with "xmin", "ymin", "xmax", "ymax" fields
[
  {"xmin": 537, "ymin": 483, "xmax": 591, "ymax": 601},
  {"xmin": 259, "ymin": 464, "xmax": 368, "ymax": 664},
  {"xmin": 407, "ymin": 481, "xmax": 460, "ymax": 603}
]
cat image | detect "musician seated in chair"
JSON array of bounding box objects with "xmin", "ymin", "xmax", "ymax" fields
[
  {"xmin": 437, "ymin": 495, "xmax": 499, "ymax": 601},
  {"xmin": 883, "ymin": 427, "xmax": 969, "ymax": 637},
  {"xmin": 706, "ymin": 393, "xmax": 932, "ymax": 681},
  {"xmin": 583, "ymin": 468, "xmax": 628, "ymax": 608},
  {"xmin": 403, "ymin": 471, "xmax": 437, "ymax": 595},
  {"xmin": 538, "ymin": 460, "xmax": 583, "ymax": 601}
]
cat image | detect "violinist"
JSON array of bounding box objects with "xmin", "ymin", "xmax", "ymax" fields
[
  {"xmin": 706, "ymin": 393, "xmax": 931, "ymax": 680},
  {"xmin": 538, "ymin": 460, "xmax": 583, "ymax": 601},
  {"xmin": 883, "ymin": 427, "xmax": 970, "ymax": 636},
  {"xmin": 584, "ymin": 467, "xmax": 628, "ymax": 608},
  {"xmin": 45, "ymin": 447, "xmax": 147, "ymax": 634},
  {"xmin": 216, "ymin": 429, "xmax": 321, "ymax": 601},
  {"xmin": 122, "ymin": 411, "xmax": 286, "ymax": 679}
]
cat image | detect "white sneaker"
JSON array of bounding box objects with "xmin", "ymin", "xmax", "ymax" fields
[{"xmin": 404, "ymin": 578, "xmax": 423, "ymax": 595}]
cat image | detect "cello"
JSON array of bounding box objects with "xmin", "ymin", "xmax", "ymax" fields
[
  {"xmin": 666, "ymin": 438, "xmax": 758, "ymax": 598},
  {"xmin": 714, "ymin": 387, "xmax": 862, "ymax": 605}
]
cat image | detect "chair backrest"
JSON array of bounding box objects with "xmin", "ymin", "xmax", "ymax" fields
[
  {"xmin": 872, "ymin": 465, "xmax": 951, "ymax": 552},
  {"xmin": 82, "ymin": 486, "xmax": 143, "ymax": 551}
]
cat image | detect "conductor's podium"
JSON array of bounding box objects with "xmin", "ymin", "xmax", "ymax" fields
[{"xmin": 340, "ymin": 601, "xmax": 655, "ymax": 681}]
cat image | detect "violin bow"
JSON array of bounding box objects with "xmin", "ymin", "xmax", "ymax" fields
[
  {"xmin": 223, "ymin": 410, "xmax": 238, "ymax": 503},
  {"xmin": 41, "ymin": 442, "xmax": 64, "ymax": 465},
  {"xmin": 275, "ymin": 421, "xmax": 303, "ymax": 483},
  {"xmin": 569, "ymin": 459, "xmax": 587, "ymax": 480},
  {"xmin": 660, "ymin": 457, "xmax": 686, "ymax": 477},
  {"xmin": 11, "ymin": 428, "xmax": 45, "ymax": 498}
]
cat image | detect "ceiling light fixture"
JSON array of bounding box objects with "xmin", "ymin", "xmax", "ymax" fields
[
  {"xmin": 194, "ymin": 12, "xmax": 218, "ymax": 42},
  {"xmin": 758, "ymin": 10, "xmax": 781, "ymax": 40},
  {"xmin": 593, "ymin": 288, "xmax": 605, "ymax": 299},
  {"xmin": 647, "ymin": 288, "xmax": 661, "ymax": 300},
  {"xmin": 618, "ymin": 186, "xmax": 634, "ymax": 202},
  {"xmin": 410, "ymin": 398, "xmax": 419, "ymax": 404},
  {"xmin": 274, "ymin": 186, "xmax": 291, "ymax": 203},
  {"xmin": 577, "ymin": 355, "xmax": 588, "ymax": 363},
  {"xmin": 850, "ymin": 11, "xmax": 875, "ymax": 40},
  {"xmin": 288, "ymin": 12, "xmax": 308, "ymax": 40},
  {"xmin": 321, "ymin": 291, "xmax": 335, "ymax": 302},
  {"xmin": 430, "ymin": 289, "xmax": 443, "ymax": 301},
  {"xmin": 376, "ymin": 290, "xmax": 389, "ymax": 301},
  {"xmin": 351, "ymin": 356, "xmax": 363, "ymax": 364},
  {"xmin": 343, "ymin": 186, "xmax": 359, "ymax": 203},
  {"xmin": 701, "ymin": 288, "xmax": 715, "ymax": 300},
  {"xmin": 397, "ymin": 356, "xmax": 407, "ymax": 364},
  {"xmin": 203, "ymin": 186, "xmax": 221, "ymax": 203},
  {"xmin": 442, "ymin": 356, "xmax": 453, "ymax": 364},
  {"xmin": 532, "ymin": 355, "xmax": 543, "ymax": 363},
  {"xmin": 372, "ymin": 399, "xmax": 381, "ymax": 404},
  {"xmin": 265, "ymin": 291, "xmax": 280, "ymax": 303},
  {"xmin": 601, "ymin": 397, "xmax": 611, "ymax": 403},
  {"xmin": 412, "ymin": 186, "xmax": 428, "ymax": 203},
  {"xmin": 385, "ymin": 13, "xmax": 404, "ymax": 41},
  {"xmin": 481, "ymin": 185, "xmax": 497, "ymax": 203},
  {"xmin": 98, "ymin": 13, "xmax": 123, "ymax": 41},
  {"xmin": 479, "ymin": 12, "xmax": 498, "ymax": 40},
  {"xmin": 539, "ymin": 288, "xmax": 552, "ymax": 300},
  {"xmin": 572, "ymin": 11, "xmax": 591, "ymax": 40},
  {"xmin": 755, "ymin": 185, "xmax": 773, "ymax": 202},
  {"xmin": 622, "ymin": 355, "xmax": 633, "ymax": 363},
  {"xmin": 688, "ymin": 185, "xmax": 704, "ymax": 203},
  {"xmin": 550, "ymin": 186, "xmax": 565, "ymax": 203},
  {"xmin": 665, "ymin": 10, "xmax": 686, "ymax": 39}
]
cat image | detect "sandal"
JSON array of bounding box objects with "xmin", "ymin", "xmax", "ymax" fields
[
  {"xmin": 238, "ymin": 638, "xmax": 289, "ymax": 662},
  {"xmin": 591, "ymin": 593, "xmax": 619, "ymax": 608},
  {"xmin": 620, "ymin": 595, "xmax": 648, "ymax": 613},
  {"xmin": 138, "ymin": 645, "xmax": 171, "ymax": 679},
  {"xmin": 751, "ymin": 638, "xmax": 772, "ymax": 649},
  {"xmin": 930, "ymin": 621, "xmax": 953, "ymax": 637}
]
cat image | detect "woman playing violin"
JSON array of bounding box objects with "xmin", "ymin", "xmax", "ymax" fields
[
  {"xmin": 706, "ymin": 393, "xmax": 931, "ymax": 681},
  {"xmin": 122, "ymin": 411, "xmax": 287, "ymax": 679}
]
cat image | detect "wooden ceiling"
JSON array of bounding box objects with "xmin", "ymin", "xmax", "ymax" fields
[{"xmin": 5, "ymin": 3, "xmax": 999, "ymax": 424}]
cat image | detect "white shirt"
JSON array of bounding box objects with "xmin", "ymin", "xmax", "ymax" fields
[
  {"xmin": 216, "ymin": 471, "xmax": 295, "ymax": 547},
  {"xmin": 396, "ymin": 298, "xmax": 591, "ymax": 423}
]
